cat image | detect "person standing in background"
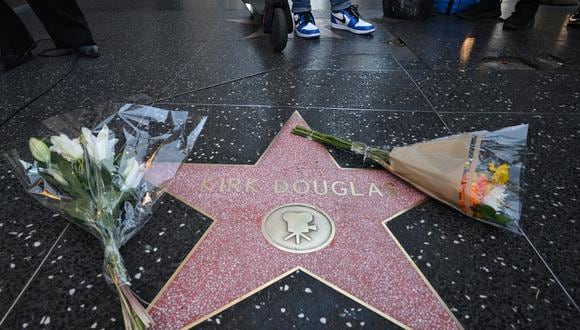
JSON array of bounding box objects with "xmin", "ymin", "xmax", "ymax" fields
[
  {"xmin": 292, "ymin": 0, "xmax": 375, "ymax": 39},
  {"xmin": 0, "ymin": 0, "xmax": 98, "ymax": 71},
  {"xmin": 458, "ymin": 0, "xmax": 540, "ymax": 30},
  {"xmin": 568, "ymin": 3, "xmax": 580, "ymax": 26}
]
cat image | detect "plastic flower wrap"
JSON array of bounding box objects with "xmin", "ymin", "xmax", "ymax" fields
[
  {"xmin": 6, "ymin": 104, "xmax": 207, "ymax": 329},
  {"xmin": 292, "ymin": 125, "xmax": 528, "ymax": 233}
]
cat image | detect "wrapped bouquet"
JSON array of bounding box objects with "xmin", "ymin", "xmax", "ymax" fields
[
  {"xmin": 6, "ymin": 104, "xmax": 207, "ymax": 329},
  {"xmin": 292, "ymin": 124, "xmax": 528, "ymax": 233}
]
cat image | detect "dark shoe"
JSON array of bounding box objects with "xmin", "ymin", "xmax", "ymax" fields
[
  {"xmin": 568, "ymin": 5, "xmax": 580, "ymax": 26},
  {"xmin": 0, "ymin": 43, "xmax": 35, "ymax": 71},
  {"xmin": 458, "ymin": 0, "xmax": 501, "ymax": 19},
  {"xmin": 76, "ymin": 45, "xmax": 99, "ymax": 58},
  {"xmin": 541, "ymin": 0, "xmax": 577, "ymax": 6},
  {"xmin": 503, "ymin": 9, "xmax": 536, "ymax": 30}
]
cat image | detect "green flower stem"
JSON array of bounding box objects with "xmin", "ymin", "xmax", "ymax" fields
[
  {"xmin": 107, "ymin": 256, "xmax": 149, "ymax": 330},
  {"xmin": 104, "ymin": 240, "xmax": 128, "ymax": 285},
  {"xmin": 102, "ymin": 222, "xmax": 153, "ymax": 329},
  {"xmin": 292, "ymin": 126, "xmax": 392, "ymax": 164}
]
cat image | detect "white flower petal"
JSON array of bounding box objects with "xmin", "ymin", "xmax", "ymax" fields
[
  {"xmin": 82, "ymin": 126, "xmax": 117, "ymax": 169},
  {"xmin": 82, "ymin": 127, "xmax": 98, "ymax": 162},
  {"xmin": 120, "ymin": 157, "xmax": 144, "ymax": 191},
  {"xmin": 50, "ymin": 134, "xmax": 83, "ymax": 161},
  {"xmin": 482, "ymin": 186, "xmax": 507, "ymax": 210}
]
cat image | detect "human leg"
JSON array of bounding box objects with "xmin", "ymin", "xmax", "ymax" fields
[
  {"xmin": 503, "ymin": 0, "xmax": 540, "ymax": 30},
  {"xmin": 0, "ymin": 0, "xmax": 34, "ymax": 55},
  {"xmin": 568, "ymin": 3, "xmax": 580, "ymax": 26},
  {"xmin": 26, "ymin": 0, "xmax": 96, "ymax": 49}
]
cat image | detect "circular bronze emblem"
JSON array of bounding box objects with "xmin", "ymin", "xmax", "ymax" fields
[{"xmin": 262, "ymin": 204, "xmax": 335, "ymax": 254}]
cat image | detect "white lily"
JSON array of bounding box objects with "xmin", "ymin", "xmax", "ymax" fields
[
  {"xmin": 120, "ymin": 157, "xmax": 144, "ymax": 191},
  {"xmin": 82, "ymin": 125, "xmax": 118, "ymax": 169},
  {"xmin": 50, "ymin": 134, "xmax": 83, "ymax": 162}
]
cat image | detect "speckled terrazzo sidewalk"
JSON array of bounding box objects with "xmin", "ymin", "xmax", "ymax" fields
[{"xmin": 1, "ymin": 0, "xmax": 579, "ymax": 329}]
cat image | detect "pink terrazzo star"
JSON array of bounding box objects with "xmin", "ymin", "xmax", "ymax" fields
[{"xmin": 147, "ymin": 112, "xmax": 460, "ymax": 329}]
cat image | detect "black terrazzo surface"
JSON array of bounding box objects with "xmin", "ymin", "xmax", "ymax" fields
[
  {"xmin": 196, "ymin": 269, "xmax": 403, "ymax": 329},
  {"xmin": 0, "ymin": 158, "xmax": 68, "ymax": 318},
  {"xmin": 410, "ymin": 71, "xmax": 580, "ymax": 114},
  {"xmin": 1, "ymin": 195, "xmax": 212, "ymax": 329},
  {"xmin": 387, "ymin": 201, "xmax": 580, "ymax": 328},
  {"xmin": 164, "ymin": 69, "xmax": 430, "ymax": 110},
  {"xmin": 2, "ymin": 0, "xmax": 580, "ymax": 328}
]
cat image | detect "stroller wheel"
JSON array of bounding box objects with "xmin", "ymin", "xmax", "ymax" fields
[{"xmin": 270, "ymin": 7, "xmax": 288, "ymax": 52}]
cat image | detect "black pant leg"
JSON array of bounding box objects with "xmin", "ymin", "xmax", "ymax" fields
[
  {"xmin": 26, "ymin": 0, "xmax": 95, "ymax": 48},
  {"xmin": 0, "ymin": 0, "xmax": 34, "ymax": 55},
  {"xmin": 515, "ymin": 0, "xmax": 540, "ymax": 13}
]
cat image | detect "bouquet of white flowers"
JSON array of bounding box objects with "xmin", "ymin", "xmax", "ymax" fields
[{"xmin": 7, "ymin": 104, "xmax": 207, "ymax": 329}]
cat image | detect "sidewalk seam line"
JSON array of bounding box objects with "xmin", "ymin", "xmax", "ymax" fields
[
  {"xmin": 391, "ymin": 55, "xmax": 453, "ymax": 134},
  {"xmin": 519, "ymin": 226, "xmax": 580, "ymax": 312},
  {"xmin": 0, "ymin": 223, "xmax": 70, "ymax": 327}
]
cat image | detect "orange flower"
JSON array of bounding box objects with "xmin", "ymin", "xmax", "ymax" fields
[{"xmin": 458, "ymin": 173, "xmax": 490, "ymax": 211}]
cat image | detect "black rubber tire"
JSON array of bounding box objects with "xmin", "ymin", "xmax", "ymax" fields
[{"xmin": 270, "ymin": 7, "xmax": 288, "ymax": 52}]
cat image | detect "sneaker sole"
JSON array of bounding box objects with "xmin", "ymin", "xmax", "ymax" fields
[
  {"xmin": 503, "ymin": 19, "xmax": 534, "ymax": 30},
  {"xmin": 331, "ymin": 22, "xmax": 375, "ymax": 34},
  {"xmin": 295, "ymin": 30, "xmax": 321, "ymax": 38}
]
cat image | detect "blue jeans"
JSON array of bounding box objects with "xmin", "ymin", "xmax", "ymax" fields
[{"xmin": 292, "ymin": 0, "xmax": 351, "ymax": 13}]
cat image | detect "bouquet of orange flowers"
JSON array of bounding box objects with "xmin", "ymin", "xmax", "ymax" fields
[{"xmin": 292, "ymin": 125, "xmax": 528, "ymax": 233}]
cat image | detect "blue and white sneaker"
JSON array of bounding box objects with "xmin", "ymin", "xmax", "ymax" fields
[
  {"xmin": 331, "ymin": 5, "xmax": 375, "ymax": 34},
  {"xmin": 294, "ymin": 12, "xmax": 321, "ymax": 39}
]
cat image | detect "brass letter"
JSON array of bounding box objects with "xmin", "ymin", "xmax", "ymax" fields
[
  {"xmin": 384, "ymin": 181, "xmax": 399, "ymax": 197},
  {"xmin": 349, "ymin": 182, "xmax": 364, "ymax": 196},
  {"xmin": 219, "ymin": 178, "xmax": 226, "ymax": 192},
  {"xmin": 331, "ymin": 181, "xmax": 348, "ymax": 196},
  {"xmin": 293, "ymin": 180, "xmax": 310, "ymax": 195},
  {"xmin": 228, "ymin": 177, "xmax": 242, "ymax": 192},
  {"xmin": 369, "ymin": 183, "xmax": 384, "ymax": 197},
  {"xmin": 275, "ymin": 180, "xmax": 288, "ymax": 194},
  {"xmin": 245, "ymin": 178, "xmax": 258, "ymax": 193},
  {"xmin": 200, "ymin": 177, "xmax": 214, "ymax": 192},
  {"xmin": 313, "ymin": 181, "xmax": 328, "ymax": 195}
]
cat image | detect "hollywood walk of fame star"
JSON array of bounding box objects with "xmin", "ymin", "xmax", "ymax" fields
[{"xmin": 146, "ymin": 112, "xmax": 460, "ymax": 329}]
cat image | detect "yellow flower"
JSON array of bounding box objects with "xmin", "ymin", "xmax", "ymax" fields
[{"xmin": 489, "ymin": 163, "xmax": 510, "ymax": 185}]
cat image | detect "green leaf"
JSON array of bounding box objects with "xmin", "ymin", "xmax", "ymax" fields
[
  {"xmin": 53, "ymin": 155, "xmax": 89, "ymax": 199},
  {"xmin": 100, "ymin": 166, "xmax": 113, "ymax": 187},
  {"xmin": 494, "ymin": 213, "xmax": 513, "ymax": 225},
  {"xmin": 61, "ymin": 199, "xmax": 94, "ymax": 230},
  {"xmin": 476, "ymin": 204, "xmax": 497, "ymax": 221}
]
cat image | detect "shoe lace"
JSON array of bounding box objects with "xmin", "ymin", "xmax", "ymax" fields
[
  {"xmin": 346, "ymin": 5, "xmax": 362, "ymax": 18},
  {"xmin": 299, "ymin": 12, "xmax": 316, "ymax": 25}
]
